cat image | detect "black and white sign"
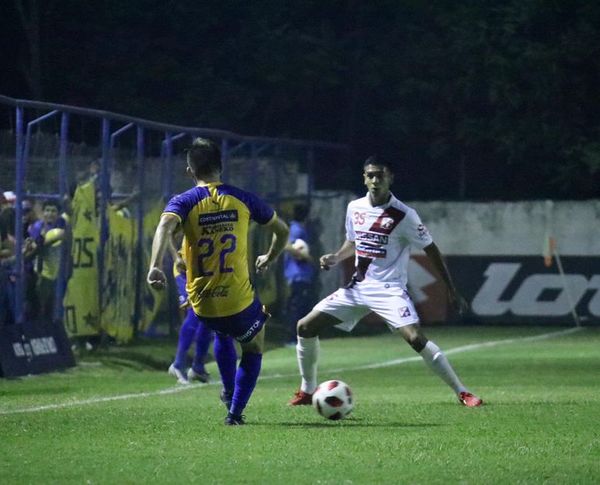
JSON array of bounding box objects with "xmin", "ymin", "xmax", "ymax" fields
[
  {"xmin": 447, "ymin": 256, "xmax": 600, "ymax": 325},
  {"xmin": 0, "ymin": 321, "xmax": 76, "ymax": 377}
]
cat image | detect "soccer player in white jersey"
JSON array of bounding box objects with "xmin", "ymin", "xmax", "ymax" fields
[{"xmin": 289, "ymin": 156, "xmax": 483, "ymax": 408}]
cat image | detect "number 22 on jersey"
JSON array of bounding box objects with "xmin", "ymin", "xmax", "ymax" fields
[{"xmin": 197, "ymin": 233, "xmax": 237, "ymax": 276}]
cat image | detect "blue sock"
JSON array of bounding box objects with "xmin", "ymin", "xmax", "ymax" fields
[
  {"xmin": 230, "ymin": 352, "xmax": 262, "ymax": 417},
  {"xmin": 174, "ymin": 309, "xmax": 199, "ymax": 369},
  {"xmin": 214, "ymin": 334, "xmax": 237, "ymax": 393},
  {"xmin": 192, "ymin": 323, "xmax": 213, "ymax": 373}
]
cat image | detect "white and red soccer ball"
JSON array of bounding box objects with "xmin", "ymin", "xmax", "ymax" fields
[{"xmin": 312, "ymin": 380, "xmax": 354, "ymax": 420}]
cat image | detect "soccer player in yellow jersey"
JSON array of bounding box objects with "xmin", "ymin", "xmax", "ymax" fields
[{"xmin": 147, "ymin": 137, "xmax": 289, "ymax": 425}]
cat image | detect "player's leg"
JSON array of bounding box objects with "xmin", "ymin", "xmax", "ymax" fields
[
  {"xmin": 225, "ymin": 325, "xmax": 266, "ymax": 425},
  {"xmin": 213, "ymin": 332, "xmax": 237, "ymax": 407},
  {"xmin": 286, "ymin": 281, "xmax": 312, "ymax": 345},
  {"xmin": 217, "ymin": 299, "xmax": 269, "ymax": 425},
  {"xmin": 290, "ymin": 285, "xmax": 368, "ymax": 405},
  {"xmin": 368, "ymin": 284, "xmax": 482, "ymax": 407},
  {"xmin": 397, "ymin": 323, "xmax": 482, "ymax": 407},
  {"xmin": 289, "ymin": 309, "xmax": 342, "ymax": 405},
  {"xmin": 187, "ymin": 323, "xmax": 213, "ymax": 383},
  {"xmin": 169, "ymin": 308, "xmax": 199, "ymax": 384}
]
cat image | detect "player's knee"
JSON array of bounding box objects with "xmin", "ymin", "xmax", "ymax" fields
[
  {"xmin": 408, "ymin": 335, "xmax": 427, "ymax": 352},
  {"xmin": 402, "ymin": 330, "xmax": 427, "ymax": 352},
  {"xmin": 297, "ymin": 318, "xmax": 317, "ymax": 338},
  {"xmin": 241, "ymin": 339, "xmax": 263, "ymax": 354}
]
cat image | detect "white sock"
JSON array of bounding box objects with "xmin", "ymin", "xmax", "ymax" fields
[
  {"xmin": 296, "ymin": 336, "xmax": 319, "ymax": 393},
  {"xmin": 420, "ymin": 341, "xmax": 467, "ymax": 394}
]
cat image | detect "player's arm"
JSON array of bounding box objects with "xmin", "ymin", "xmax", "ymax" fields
[
  {"xmin": 167, "ymin": 233, "xmax": 186, "ymax": 273},
  {"xmin": 319, "ymin": 239, "xmax": 355, "ymax": 270},
  {"xmin": 147, "ymin": 213, "xmax": 179, "ymax": 289},
  {"xmin": 423, "ymin": 242, "xmax": 468, "ymax": 315},
  {"xmin": 255, "ymin": 215, "xmax": 290, "ymax": 274}
]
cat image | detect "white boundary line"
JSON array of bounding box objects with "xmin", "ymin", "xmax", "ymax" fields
[{"xmin": 0, "ymin": 327, "xmax": 583, "ymax": 416}]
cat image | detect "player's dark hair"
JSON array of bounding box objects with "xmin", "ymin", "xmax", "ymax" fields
[
  {"xmin": 293, "ymin": 203, "xmax": 309, "ymax": 222},
  {"xmin": 187, "ymin": 138, "xmax": 222, "ymax": 177},
  {"xmin": 42, "ymin": 199, "xmax": 61, "ymax": 211},
  {"xmin": 363, "ymin": 155, "xmax": 394, "ymax": 173}
]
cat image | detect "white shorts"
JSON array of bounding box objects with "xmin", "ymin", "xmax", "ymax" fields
[{"xmin": 313, "ymin": 280, "xmax": 420, "ymax": 332}]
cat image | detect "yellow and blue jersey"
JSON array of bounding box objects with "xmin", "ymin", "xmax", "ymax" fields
[{"xmin": 163, "ymin": 182, "xmax": 275, "ymax": 318}]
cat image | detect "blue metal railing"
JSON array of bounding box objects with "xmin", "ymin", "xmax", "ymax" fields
[{"xmin": 0, "ymin": 94, "xmax": 349, "ymax": 336}]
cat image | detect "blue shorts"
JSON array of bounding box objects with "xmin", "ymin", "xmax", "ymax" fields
[
  {"xmin": 195, "ymin": 298, "xmax": 269, "ymax": 343},
  {"xmin": 175, "ymin": 274, "xmax": 187, "ymax": 307}
]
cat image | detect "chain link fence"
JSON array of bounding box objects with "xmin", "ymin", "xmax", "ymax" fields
[{"xmin": 0, "ymin": 95, "xmax": 348, "ymax": 343}]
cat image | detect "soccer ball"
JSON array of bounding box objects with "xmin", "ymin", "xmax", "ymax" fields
[{"xmin": 312, "ymin": 380, "xmax": 354, "ymax": 421}]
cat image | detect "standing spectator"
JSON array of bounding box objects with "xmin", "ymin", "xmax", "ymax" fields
[
  {"xmin": 283, "ymin": 203, "xmax": 316, "ymax": 345},
  {"xmin": 22, "ymin": 199, "xmax": 40, "ymax": 318},
  {"xmin": 147, "ymin": 137, "xmax": 289, "ymax": 425},
  {"xmin": 0, "ymin": 195, "xmax": 15, "ymax": 326},
  {"xmin": 28, "ymin": 200, "xmax": 67, "ymax": 322},
  {"xmin": 0, "ymin": 198, "xmax": 37, "ymax": 325}
]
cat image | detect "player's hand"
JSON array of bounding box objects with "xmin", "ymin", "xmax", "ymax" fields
[
  {"xmin": 147, "ymin": 267, "xmax": 167, "ymax": 290},
  {"xmin": 319, "ymin": 253, "xmax": 338, "ymax": 271},
  {"xmin": 255, "ymin": 254, "xmax": 270, "ymax": 274},
  {"xmin": 174, "ymin": 256, "xmax": 186, "ymax": 273},
  {"xmin": 22, "ymin": 238, "xmax": 37, "ymax": 257},
  {"xmin": 448, "ymin": 290, "xmax": 470, "ymax": 316}
]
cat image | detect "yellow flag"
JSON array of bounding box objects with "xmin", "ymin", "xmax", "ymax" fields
[
  {"xmin": 101, "ymin": 206, "xmax": 136, "ymax": 343},
  {"xmin": 63, "ymin": 181, "xmax": 101, "ymax": 337}
]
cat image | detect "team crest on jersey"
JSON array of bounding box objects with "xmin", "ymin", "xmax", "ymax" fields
[
  {"xmin": 380, "ymin": 217, "xmax": 395, "ymax": 229},
  {"xmin": 399, "ymin": 306, "xmax": 411, "ymax": 318},
  {"xmin": 369, "ymin": 207, "xmax": 406, "ymax": 234},
  {"xmin": 417, "ymin": 224, "xmax": 429, "ymax": 240}
]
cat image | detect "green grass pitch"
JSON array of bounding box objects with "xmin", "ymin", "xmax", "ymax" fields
[{"xmin": 1, "ymin": 325, "xmax": 599, "ymax": 484}]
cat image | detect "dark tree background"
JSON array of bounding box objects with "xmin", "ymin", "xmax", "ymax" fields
[{"xmin": 2, "ymin": 0, "xmax": 599, "ymax": 199}]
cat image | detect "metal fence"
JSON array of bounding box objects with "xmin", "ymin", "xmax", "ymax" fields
[{"xmin": 0, "ymin": 95, "xmax": 348, "ymax": 338}]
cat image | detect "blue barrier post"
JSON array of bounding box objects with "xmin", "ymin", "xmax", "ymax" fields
[
  {"xmin": 14, "ymin": 106, "xmax": 25, "ymax": 325},
  {"xmin": 133, "ymin": 125, "xmax": 145, "ymax": 335},
  {"xmin": 17, "ymin": 108, "xmax": 60, "ymax": 324},
  {"xmin": 97, "ymin": 118, "xmax": 111, "ymax": 308},
  {"xmin": 55, "ymin": 112, "xmax": 70, "ymax": 324}
]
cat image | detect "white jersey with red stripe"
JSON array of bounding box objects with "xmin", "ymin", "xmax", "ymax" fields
[{"xmin": 345, "ymin": 193, "xmax": 432, "ymax": 287}]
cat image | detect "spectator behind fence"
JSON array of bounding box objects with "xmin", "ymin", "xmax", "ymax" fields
[
  {"xmin": 0, "ymin": 198, "xmax": 38, "ymax": 325},
  {"xmin": 28, "ymin": 200, "xmax": 68, "ymax": 323},
  {"xmin": 0, "ymin": 196, "xmax": 15, "ymax": 326},
  {"xmin": 283, "ymin": 203, "xmax": 316, "ymax": 345}
]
